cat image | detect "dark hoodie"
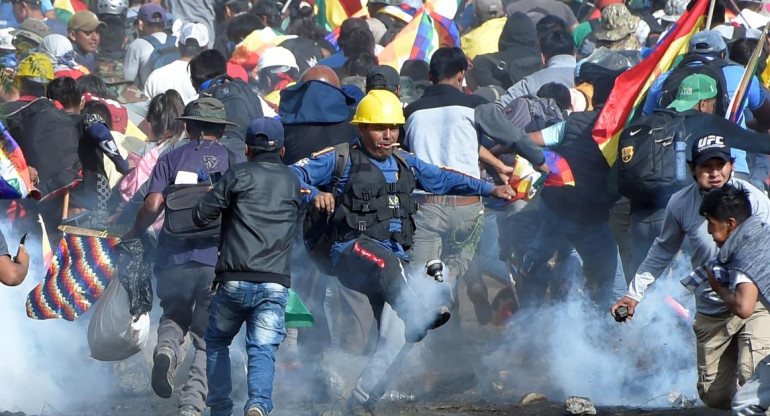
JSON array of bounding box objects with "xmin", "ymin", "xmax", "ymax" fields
[
  {"xmin": 469, "ymin": 12, "xmax": 542, "ymax": 89},
  {"xmin": 279, "ymin": 80, "xmax": 360, "ymax": 164}
]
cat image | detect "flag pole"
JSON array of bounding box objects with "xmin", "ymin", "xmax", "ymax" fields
[
  {"xmin": 705, "ymin": 0, "xmax": 716, "ymax": 29},
  {"xmin": 725, "ymin": 21, "xmax": 770, "ymax": 123},
  {"xmin": 61, "ymin": 191, "xmax": 69, "ymax": 220}
]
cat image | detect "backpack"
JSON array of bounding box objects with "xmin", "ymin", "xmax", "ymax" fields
[
  {"xmin": 7, "ymin": 98, "xmax": 82, "ymax": 200},
  {"xmin": 202, "ymin": 75, "xmax": 264, "ymax": 154},
  {"xmin": 302, "ymin": 143, "xmax": 350, "ymax": 275},
  {"xmin": 143, "ymin": 34, "xmax": 180, "ymax": 77},
  {"xmin": 374, "ymin": 12, "xmax": 408, "ymax": 46},
  {"xmin": 659, "ymin": 54, "xmax": 731, "ymax": 117},
  {"xmin": 161, "ymin": 148, "xmax": 236, "ymax": 239},
  {"xmin": 502, "ymin": 95, "xmax": 567, "ymax": 132},
  {"xmin": 617, "ymin": 109, "xmax": 690, "ymax": 206},
  {"xmin": 138, "ymin": 35, "xmax": 181, "ymax": 86}
]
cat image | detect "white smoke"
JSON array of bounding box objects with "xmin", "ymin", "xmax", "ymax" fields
[
  {"xmin": 0, "ymin": 223, "xmax": 116, "ymax": 413},
  {"xmin": 479, "ymin": 253, "xmax": 698, "ymax": 408}
]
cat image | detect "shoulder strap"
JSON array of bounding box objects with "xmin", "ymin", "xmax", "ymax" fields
[
  {"xmin": 392, "ymin": 149, "xmax": 408, "ymax": 168},
  {"xmin": 374, "ymin": 12, "xmax": 396, "ymax": 28},
  {"xmin": 331, "ymin": 142, "xmax": 350, "ymax": 195},
  {"xmin": 143, "ymin": 34, "xmax": 162, "ymax": 50},
  {"xmin": 164, "ymin": 35, "xmax": 177, "ymax": 49}
]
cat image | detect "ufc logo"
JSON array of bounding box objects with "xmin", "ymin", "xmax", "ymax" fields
[{"xmin": 698, "ymin": 135, "xmax": 724, "ymax": 148}]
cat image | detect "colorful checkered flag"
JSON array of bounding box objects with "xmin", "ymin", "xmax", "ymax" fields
[{"xmin": 26, "ymin": 228, "xmax": 120, "ymax": 321}]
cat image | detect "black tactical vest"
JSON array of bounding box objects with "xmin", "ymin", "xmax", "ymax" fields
[{"xmin": 332, "ymin": 147, "xmax": 417, "ymax": 248}]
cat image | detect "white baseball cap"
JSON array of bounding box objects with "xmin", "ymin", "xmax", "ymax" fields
[
  {"xmin": 258, "ymin": 46, "xmax": 299, "ymax": 73},
  {"xmin": 176, "ymin": 22, "xmax": 209, "ymax": 48}
]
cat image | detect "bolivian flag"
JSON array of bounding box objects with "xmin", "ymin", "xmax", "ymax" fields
[
  {"xmin": 52, "ymin": 0, "xmax": 89, "ymax": 23},
  {"xmin": 592, "ymin": 0, "xmax": 710, "ymax": 166}
]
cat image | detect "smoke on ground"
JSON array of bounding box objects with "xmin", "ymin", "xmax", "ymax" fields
[
  {"xmin": 477, "ymin": 253, "xmax": 698, "ymax": 407},
  {"xmin": 0, "ymin": 222, "xmax": 116, "ymax": 413}
]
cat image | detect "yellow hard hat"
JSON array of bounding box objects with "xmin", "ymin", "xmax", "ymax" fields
[
  {"xmin": 351, "ymin": 90, "xmax": 405, "ymax": 125},
  {"xmin": 14, "ymin": 53, "xmax": 54, "ymax": 84}
]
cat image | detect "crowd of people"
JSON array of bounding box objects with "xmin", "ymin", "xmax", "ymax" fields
[{"xmin": 6, "ymin": 0, "xmax": 770, "ymax": 415}]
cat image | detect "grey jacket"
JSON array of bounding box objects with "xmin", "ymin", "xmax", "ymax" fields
[
  {"xmin": 496, "ymin": 55, "xmax": 577, "ymax": 109},
  {"xmin": 628, "ymin": 178, "xmax": 770, "ymax": 315}
]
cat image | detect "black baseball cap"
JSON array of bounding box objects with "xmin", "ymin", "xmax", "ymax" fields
[
  {"xmin": 245, "ymin": 117, "xmax": 284, "ymax": 150},
  {"xmin": 366, "ymin": 65, "xmax": 400, "ymax": 92},
  {"xmin": 691, "ymin": 134, "xmax": 732, "ymax": 165}
]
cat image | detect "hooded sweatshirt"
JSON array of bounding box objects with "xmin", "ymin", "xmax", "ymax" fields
[
  {"xmin": 279, "ymin": 80, "xmax": 359, "ymax": 165},
  {"xmin": 469, "ymin": 12, "xmax": 542, "ymax": 89}
]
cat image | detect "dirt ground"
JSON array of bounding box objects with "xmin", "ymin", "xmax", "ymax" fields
[{"xmin": 5, "ymin": 396, "xmax": 728, "ymax": 416}]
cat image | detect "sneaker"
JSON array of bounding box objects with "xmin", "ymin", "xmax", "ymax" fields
[
  {"xmin": 178, "ymin": 405, "xmax": 200, "ymax": 416},
  {"xmin": 151, "ymin": 347, "xmax": 176, "ymax": 399},
  {"xmin": 404, "ymin": 305, "xmax": 452, "ymax": 343},
  {"xmin": 428, "ymin": 306, "xmax": 451, "ymax": 330},
  {"xmin": 245, "ymin": 406, "xmax": 266, "ymax": 416}
]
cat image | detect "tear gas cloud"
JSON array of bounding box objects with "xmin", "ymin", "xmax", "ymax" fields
[
  {"xmin": 479, "ymin": 254, "xmax": 698, "ymax": 407},
  {"xmin": 0, "ymin": 222, "xmax": 116, "ymax": 413},
  {"xmin": 0, "ymin": 213, "xmax": 701, "ymax": 412}
]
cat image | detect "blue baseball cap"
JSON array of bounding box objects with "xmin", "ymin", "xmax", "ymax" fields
[
  {"xmin": 245, "ymin": 117, "xmax": 284, "ymax": 150},
  {"xmin": 689, "ymin": 30, "xmax": 727, "ymax": 54}
]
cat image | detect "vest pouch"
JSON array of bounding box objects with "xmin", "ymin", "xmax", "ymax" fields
[
  {"xmin": 348, "ymin": 183, "xmax": 385, "ymax": 212},
  {"xmin": 345, "ymin": 212, "xmax": 377, "ymax": 233},
  {"xmin": 162, "ymin": 183, "xmax": 220, "ymax": 239}
]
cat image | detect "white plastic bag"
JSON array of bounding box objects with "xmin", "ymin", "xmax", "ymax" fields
[{"xmin": 87, "ymin": 277, "xmax": 150, "ymax": 361}]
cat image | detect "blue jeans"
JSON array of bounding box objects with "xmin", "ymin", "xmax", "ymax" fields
[
  {"xmin": 524, "ymin": 203, "xmax": 627, "ymax": 306},
  {"xmin": 205, "ymin": 281, "xmax": 288, "ymax": 416}
]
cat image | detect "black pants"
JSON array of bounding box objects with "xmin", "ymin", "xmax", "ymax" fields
[{"xmin": 335, "ymin": 236, "xmax": 417, "ymax": 323}]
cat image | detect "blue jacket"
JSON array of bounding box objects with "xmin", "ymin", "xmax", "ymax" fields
[
  {"xmin": 291, "ymin": 140, "xmax": 494, "ymax": 262},
  {"xmin": 642, "ymin": 56, "xmax": 768, "ymax": 175},
  {"xmin": 279, "ymin": 80, "xmax": 357, "ymax": 125}
]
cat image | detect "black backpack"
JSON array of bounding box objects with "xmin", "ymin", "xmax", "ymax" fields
[
  {"xmin": 617, "ymin": 109, "xmax": 690, "ymax": 206},
  {"xmin": 202, "ymin": 76, "xmax": 264, "ymax": 154},
  {"xmin": 303, "ymin": 143, "xmax": 350, "ymax": 275},
  {"xmin": 7, "ymin": 98, "xmax": 82, "ymax": 200},
  {"xmin": 374, "ymin": 12, "xmax": 408, "ymax": 46},
  {"xmin": 659, "ymin": 54, "xmax": 731, "ymax": 117},
  {"xmin": 502, "ymin": 95, "xmax": 567, "ymax": 132},
  {"xmin": 161, "ymin": 148, "xmax": 236, "ymax": 239}
]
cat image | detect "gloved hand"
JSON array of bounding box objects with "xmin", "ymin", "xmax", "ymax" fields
[{"xmin": 84, "ymin": 119, "xmax": 130, "ymax": 174}]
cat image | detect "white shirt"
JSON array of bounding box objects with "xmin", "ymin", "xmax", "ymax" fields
[{"xmin": 143, "ymin": 59, "xmax": 197, "ymax": 104}]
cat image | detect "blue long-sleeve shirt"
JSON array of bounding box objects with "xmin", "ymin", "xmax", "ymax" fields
[
  {"xmin": 291, "ymin": 141, "xmax": 494, "ymax": 263},
  {"xmin": 642, "ymin": 61, "xmax": 767, "ymax": 175}
]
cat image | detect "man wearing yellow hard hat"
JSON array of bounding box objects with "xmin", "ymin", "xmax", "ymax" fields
[{"xmin": 291, "ymin": 89, "xmax": 516, "ymax": 414}]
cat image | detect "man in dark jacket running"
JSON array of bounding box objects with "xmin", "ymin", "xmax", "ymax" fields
[{"xmin": 193, "ymin": 117, "xmax": 301, "ymax": 416}]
